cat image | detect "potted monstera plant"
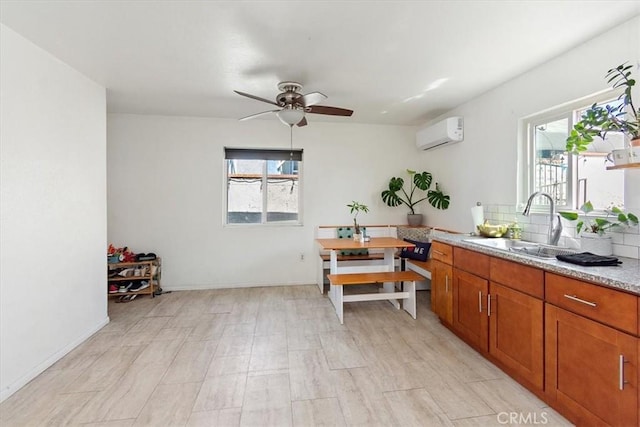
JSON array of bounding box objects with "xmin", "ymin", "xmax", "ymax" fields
[
  {"xmin": 381, "ymin": 169, "xmax": 450, "ymax": 226},
  {"xmin": 566, "ymin": 62, "xmax": 639, "ymax": 154}
]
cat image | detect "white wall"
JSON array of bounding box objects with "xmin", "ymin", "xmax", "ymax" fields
[
  {"xmin": 107, "ymin": 114, "xmax": 419, "ymax": 289},
  {"xmin": 108, "ymin": 17, "xmax": 640, "ymax": 290},
  {"xmin": 419, "ymin": 16, "xmax": 640, "ymax": 232},
  {"xmin": 0, "ymin": 24, "xmax": 108, "ymax": 401},
  {"xmin": 1, "ymin": 9, "xmax": 637, "ymax": 406}
]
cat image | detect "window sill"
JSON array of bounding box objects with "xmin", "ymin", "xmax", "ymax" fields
[{"xmin": 606, "ymin": 162, "xmax": 640, "ymax": 170}]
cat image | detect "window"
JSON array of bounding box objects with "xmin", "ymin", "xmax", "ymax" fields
[
  {"xmin": 225, "ymin": 148, "xmax": 302, "ymax": 225},
  {"xmin": 521, "ymin": 94, "xmax": 626, "ymax": 212}
]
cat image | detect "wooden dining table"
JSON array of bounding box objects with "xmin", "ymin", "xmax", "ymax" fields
[{"xmin": 316, "ymin": 237, "xmax": 417, "ymax": 315}]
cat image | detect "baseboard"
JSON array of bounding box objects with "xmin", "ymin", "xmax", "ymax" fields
[
  {"xmin": 163, "ymin": 281, "xmax": 316, "ymax": 291},
  {"xmin": 0, "ymin": 315, "xmax": 110, "ymax": 403}
]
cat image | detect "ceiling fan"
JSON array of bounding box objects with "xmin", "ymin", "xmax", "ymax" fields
[{"xmin": 234, "ymin": 81, "xmax": 353, "ymax": 127}]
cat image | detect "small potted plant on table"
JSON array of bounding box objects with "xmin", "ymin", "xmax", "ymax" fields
[
  {"xmin": 560, "ymin": 201, "xmax": 638, "ymax": 256},
  {"xmin": 347, "ymin": 201, "xmax": 369, "ymax": 241}
]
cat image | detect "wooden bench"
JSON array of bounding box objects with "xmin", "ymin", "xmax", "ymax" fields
[
  {"xmin": 327, "ymin": 270, "xmax": 426, "ymax": 324},
  {"xmin": 404, "ymin": 259, "xmax": 432, "ymax": 280},
  {"xmin": 401, "ymin": 228, "xmax": 462, "ymax": 287}
]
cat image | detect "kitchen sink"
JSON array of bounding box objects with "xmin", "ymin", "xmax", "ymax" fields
[
  {"xmin": 509, "ymin": 245, "xmax": 578, "ymax": 259},
  {"xmin": 463, "ymin": 238, "xmax": 578, "ymax": 259},
  {"xmin": 463, "ymin": 238, "xmax": 539, "ymax": 251}
]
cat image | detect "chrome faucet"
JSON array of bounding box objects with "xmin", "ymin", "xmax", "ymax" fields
[{"xmin": 522, "ymin": 191, "xmax": 562, "ymax": 246}]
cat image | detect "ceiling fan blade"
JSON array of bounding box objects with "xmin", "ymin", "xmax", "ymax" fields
[
  {"xmin": 296, "ymin": 117, "xmax": 308, "ymax": 127},
  {"xmin": 239, "ymin": 110, "xmax": 279, "ymax": 121},
  {"xmin": 307, "ymin": 105, "xmax": 354, "ymax": 116},
  {"xmin": 234, "ymin": 90, "xmax": 279, "ymax": 106},
  {"xmin": 300, "ymin": 92, "xmax": 327, "ymax": 107}
]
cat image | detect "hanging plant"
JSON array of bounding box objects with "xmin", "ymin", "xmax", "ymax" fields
[{"xmin": 566, "ymin": 62, "xmax": 639, "ymax": 153}]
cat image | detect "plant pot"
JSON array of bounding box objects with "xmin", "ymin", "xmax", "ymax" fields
[
  {"xmin": 407, "ymin": 214, "xmax": 423, "ymax": 226},
  {"xmin": 353, "ymin": 233, "xmax": 362, "ymax": 242},
  {"xmin": 630, "ymin": 137, "xmax": 640, "ymax": 163},
  {"xmin": 580, "ymin": 233, "xmax": 613, "ymax": 256}
]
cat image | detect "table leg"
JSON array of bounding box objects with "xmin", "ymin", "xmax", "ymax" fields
[
  {"xmin": 383, "ymin": 248, "xmax": 400, "ymax": 309},
  {"xmin": 403, "ymin": 280, "xmax": 417, "ymax": 319},
  {"xmin": 383, "ymin": 282, "xmax": 401, "ymax": 309},
  {"xmin": 329, "ymin": 250, "xmax": 338, "ymax": 306},
  {"xmin": 383, "ymin": 248, "xmax": 394, "ymax": 272},
  {"xmin": 317, "ymin": 255, "xmax": 324, "ymax": 294},
  {"xmin": 335, "ymin": 284, "xmax": 344, "ymax": 324}
]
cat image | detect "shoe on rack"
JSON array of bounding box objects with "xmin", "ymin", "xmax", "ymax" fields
[
  {"xmin": 136, "ymin": 253, "xmax": 157, "ymax": 261},
  {"xmin": 118, "ymin": 268, "xmax": 134, "ymax": 277},
  {"xmin": 118, "ymin": 294, "xmax": 137, "ymax": 303},
  {"xmin": 129, "ymin": 281, "xmax": 149, "ymax": 292},
  {"xmin": 108, "ymin": 284, "xmax": 119, "ymax": 294},
  {"xmin": 118, "ymin": 282, "xmax": 133, "ymax": 293}
]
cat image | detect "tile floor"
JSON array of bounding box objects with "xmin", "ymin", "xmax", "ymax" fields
[{"xmin": 0, "ymin": 285, "xmax": 572, "ymax": 426}]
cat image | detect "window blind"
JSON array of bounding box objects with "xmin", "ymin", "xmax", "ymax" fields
[{"xmin": 224, "ymin": 148, "xmax": 303, "ymax": 161}]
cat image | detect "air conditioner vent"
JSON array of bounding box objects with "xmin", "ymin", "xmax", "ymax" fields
[{"xmin": 416, "ymin": 116, "xmax": 464, "ymax": 150}]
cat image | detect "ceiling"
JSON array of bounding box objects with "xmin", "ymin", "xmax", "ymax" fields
[{"xmin": 1, "ymin": 1, "xmax": 639, "ymax": 126}]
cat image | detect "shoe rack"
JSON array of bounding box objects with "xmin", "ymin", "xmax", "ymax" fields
[{"xmin": 107, "ymin": 258, "xmax": 161, "ymax": 300}]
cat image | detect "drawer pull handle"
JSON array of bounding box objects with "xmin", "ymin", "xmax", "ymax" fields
[
  {"xmin": 433, "ymin": 250, "xmax": 445, "ymax": 256},
  {"xmin": 487, "ymin": 294, "xmax": 492, "ymax": 317},
  {"xmin": 445, "ymin": 275, "xmax": 449, "ymax": 293},
  {"xmin": 563, "ymin": 294, "xmax": 597, "ymax": 307},
  {"xmin": 478, "ymin": 291, "xmax": 483, "ymax": 313},
  {"xmin": 620, "ymin": 355, "xmax": 630, "ymax": 390}
]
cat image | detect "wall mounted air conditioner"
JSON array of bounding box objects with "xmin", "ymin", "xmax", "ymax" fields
[{"xmin": 416, "ymin": 116, "xmax": 464, "ymax": 150}]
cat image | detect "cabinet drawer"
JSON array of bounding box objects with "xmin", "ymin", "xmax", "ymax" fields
[
  {"xmin": 453, "ymin": 247, "xmax": 489, "ymax": 279},
  {"xmin": 490, "ymin": 257, "xmax": 543, "ymax": 299},
  {"xmin": 545, "ymin": 273, "xmax": 638, "ymax": 335},
  {"xmin": 431, "ymin": 241, "xmax": 453, "ymax": 265}
]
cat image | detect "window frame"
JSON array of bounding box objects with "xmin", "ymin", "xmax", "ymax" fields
[
  {"xmin": 525, "ymin": 111, "xmax": 574, "ymax": 211},
  {"xmin": 518, "ymin": 89, "xmax": 623, "ymax": 214},
  {"xmin": 223, "ymin": 147, "xmax": 304, "ymax": 227}
]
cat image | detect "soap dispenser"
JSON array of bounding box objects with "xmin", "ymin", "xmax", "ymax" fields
[{"xmin": 508, "ymin": 219, "xmax": 522, "ymax": 240}]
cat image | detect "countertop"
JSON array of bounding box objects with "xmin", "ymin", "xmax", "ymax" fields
[{"xmin": 432, "ymin": 233, "xmax": 640, "ymax": 296}]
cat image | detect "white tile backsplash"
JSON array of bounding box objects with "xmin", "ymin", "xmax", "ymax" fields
[
  {"xmin": 485, "ymin": 205, "xmax": 499, "ymax": 214},
  {"xmin": 613, "ymin": 244, "xmax": 640, "ymax": 259},
  {"xmin": 483, "ymin": 204, "xmax": 640, "ymax": 259},
  {"xmin": 530, "ymin": 215, "xmax": 551, "ymax": 225},
  {"xmin": 624, "ymin": 233, "xmax": 640, "ymax": 246},
  {"xmin": 610, "ymin": 232, "xmax": 624, "ymax": 245},
  {"xmin": 498, "ymin": 205, "xmax": 514, "ymax": 214}
]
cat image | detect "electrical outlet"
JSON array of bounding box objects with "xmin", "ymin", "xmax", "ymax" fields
[{"xmin": 300, "ymin": 253, "xmax": 305, "ymax": 261}]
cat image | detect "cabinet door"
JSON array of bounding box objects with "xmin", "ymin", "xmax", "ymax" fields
[
  {"xmin": 546, "ymin": 304, "xmax": 638, "ymax": 426},
  {"xmin": 432, "ymin": 260, "xmax": 453, "ymax": 325},
  {"xmin": 489, "ymin": 282, "xmax": 543, "ymax": 390},
  {"xmin": 453, "ymin": 268, "xmax": 488, "ymax": 351}
]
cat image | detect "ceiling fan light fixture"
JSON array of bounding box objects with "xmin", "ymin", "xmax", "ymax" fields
[
  {"xmin": 235, "ymin": 82, "xmax": 353, "ymax": 127},
  {"xmin": 277, "ymin": 108, "xmax": 305, "ymax": 126}
]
